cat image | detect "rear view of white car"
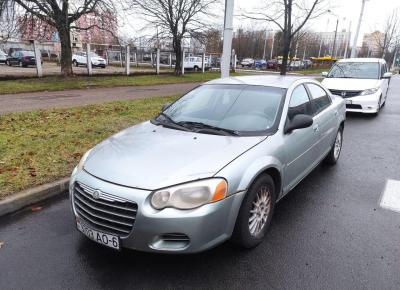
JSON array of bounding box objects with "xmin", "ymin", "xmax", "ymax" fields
[
  {"xmin": 321, "ymin": 58, "xmax": 392, "ymax": 115},
  {"xmin": 72, "ymin": 51, "xmax": 106, "ymax": 68}
]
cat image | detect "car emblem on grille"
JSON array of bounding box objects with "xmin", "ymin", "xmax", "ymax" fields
[
  {"xmin": 93, "ymin": 189, "xmax": 101, "ymax": 199},
  {"xmin": 341, "ymin": 91, "xmax": 346, "ymax": 97}
]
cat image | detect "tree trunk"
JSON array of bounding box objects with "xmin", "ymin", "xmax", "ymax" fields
[
  {"xmin": 280, "ymin": 32, "xmax": 291, "ymax": 75},
  {"xmin": 173, "ymin": 37, "xmax": 182, "ymax": 75},
  {"xmin": 58, "ymin": 25, "xmax": 73, "ymax": 77}
]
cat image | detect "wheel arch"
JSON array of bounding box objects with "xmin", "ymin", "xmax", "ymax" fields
[{"xmin": 241, "ymin": 165, "xmax": 283, "ymax": 200}]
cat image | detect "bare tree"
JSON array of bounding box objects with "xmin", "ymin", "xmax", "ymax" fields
[
  {"xmin": 373, "ymin": 9, "xmax": 399, "ymax": 59},
  {"xmin": 244, "ymin": 0, "xmax": 328, "ymax": 75},
  {"xmin": 128, "ymin": 0, "xmax": 218, "ymax": 75},
  {"xmin": 3, "ymin": 0, "xmax": 117, "ymax": 76},
  {"xmin": 0, "ymin": 1, "xmax": 19, "ymax": 48}
]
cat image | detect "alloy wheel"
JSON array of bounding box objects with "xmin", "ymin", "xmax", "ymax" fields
[
  {"xmin": 249, "ymin": 186, "xmax": 271, "ymax": 236},
  {"xmin": 333, "ymin": 130, "xmax": 342, "ymax": 160}
]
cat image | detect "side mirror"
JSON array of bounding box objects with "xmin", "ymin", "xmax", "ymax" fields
[
  {"xmin": 383, "ymin": 72, "xmax": 393, "ymax": 79},
  {"xmin": 285, "ymin": 114, "xmax": 313, "ymax": 134},
  {"xmin": 321, "ymin": 71, "xmax": 328, "ymax": 77},
  {"xmin": 162, "ymin": 102, "xmax": 171, "ymax": 111}
]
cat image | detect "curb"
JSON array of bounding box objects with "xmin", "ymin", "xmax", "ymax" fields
[{"xmin": 0, "ymin": 177, "xmax": 70, "ymax": 217}]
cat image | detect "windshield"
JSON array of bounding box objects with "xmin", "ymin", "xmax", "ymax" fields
[
  {"xmin": 22, "ymin": 51, "xmax": 35, "ymax": 56},
  {"xmin": 89, "ymin": 52, "xmax": 100, "ymax": 57},
  {"xmin": 161, "ymin": 84, "xmax": 285, "ymax": 134},
  {"xmin": 327, "ymin": 62, "xmax": 379, "ymax": 79}
]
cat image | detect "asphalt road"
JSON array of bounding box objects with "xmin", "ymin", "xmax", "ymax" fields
[
  {"xmin": 0, "ymin": 82, "xmax": 200, "ymax": 114},
  {"xmin": 1, "ymin": 76, "xmax": 400, "ymax": 290}
]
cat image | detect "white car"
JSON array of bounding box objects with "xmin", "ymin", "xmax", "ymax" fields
[
  {"xmin": 241, "ymin": 58, "xmax": 254, "ymax": 67},
  {"xmin": 0, "ymin": 50, "xmax": 7, "ymax": 64},
  {"xmin": 183, "ymin": 56, "xmax": 210, "ymax": 71},
  {"xmin": 72, "ymin": 51, "xmax": 106, "ymax": 68},
  {"xmin": 321, "ymin": 58, "xmax": 392, "ymax": 114}
]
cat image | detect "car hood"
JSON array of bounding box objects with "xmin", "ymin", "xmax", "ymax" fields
[
  {"xmin": 84, "ymin": 121, "xmax": 265, "ymax": 190},
  {"xmin": 322, "ymin": 78, "xmax": 381, "ymax": 91}
]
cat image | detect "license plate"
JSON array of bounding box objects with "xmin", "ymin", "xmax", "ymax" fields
[
  {"xmin": 345, "ymin": 100, "xmax": 352, "ymax": 105},
  {"xmin": 77, "ymin": 219, "xmax": 120, "ymax": 250}
]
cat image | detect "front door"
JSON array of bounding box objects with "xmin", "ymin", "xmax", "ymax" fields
[{"xmin": 283, "ymin": 84, "xmax": 321, "ymax": 192}]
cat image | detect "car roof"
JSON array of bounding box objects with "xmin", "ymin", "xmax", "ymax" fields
[
  {"xmin": 337, "ymin": 58, "xmax": 385, "ymax": 63},
  {"xmin": 205, "ymin": 75, "xmax": 312, "ymax": 89}
]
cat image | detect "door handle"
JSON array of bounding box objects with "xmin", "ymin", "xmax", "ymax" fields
[
  {"xmin": 334, "ymin": 110, "xmax": 338, "ymax": 117},
  {"xmin": 313, "ymin": 124, "xmax": 319, "ymax": 132}
]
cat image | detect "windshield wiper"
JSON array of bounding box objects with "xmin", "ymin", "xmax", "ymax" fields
[
  {"xmin": 178, "ymin": 121, "xmax": 239, "ymax": 136},
  {"xmin": 152, "ymin": 113, "xmax": 191, "ymax": 132}
]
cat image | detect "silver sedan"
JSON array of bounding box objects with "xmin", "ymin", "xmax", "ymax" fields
[{"xmin": 69, "ymin": 75, "xmax": 346, "ymax": 253}]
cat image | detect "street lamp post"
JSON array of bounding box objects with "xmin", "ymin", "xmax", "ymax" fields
[
  {"xmin": 221, "ymin": 0, "xmax": 235, "ymax": 78},
  {"xmin": 351, "ymin": 0, "xmax": 368, "ymax": 58}
]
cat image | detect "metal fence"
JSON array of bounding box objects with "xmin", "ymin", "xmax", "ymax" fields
[{"xmin": 0, "ymin": 41, "xmax": 233, "ymax": 78}]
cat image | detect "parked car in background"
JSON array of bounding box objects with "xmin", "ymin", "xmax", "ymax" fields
[
  {"xmin": 70, "ymin": 75, "xmax": 345, "ymax": 253},
  {"xmin": 254, "ymin": 59, "xmax": 267, "ymax": 69},
  {"xmin": 72, "ymin": 51, "xmax": 106, "ymax": 68},
  {"xmin": 321, "ymin": 58, "xmax": 392, "ymax": 115},
  {"xmin": 289, "ymin": 60, "xmax": 304, "ymax": 70},
  {"xmin": 6, "ymin": 50, "xmax": 39, "ymax": 67},
  {"xmin": 266, "ymin": 59, "xmax": 279, "ymax": 70},
  {"xmin": 303, "ymin": 59, "xmax": 313, "ymax": 69},
  {"xmin": 183, "ymin": 56, "xmax": 210, "ymax": 71},
  {"xmin": 0, "ymin": 50, "xmax": 7, "ymax": 64},
  {"xmin": 241, "ymin": 58, "xmax": 254, "ymax": 67}
]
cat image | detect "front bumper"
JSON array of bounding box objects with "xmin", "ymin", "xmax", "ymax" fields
[
  {"xmin": 342, "ymin": 91, "xmax": 382, "ymax": 113},
  {"xmin": 70, "ymin": 169, "xmax": 245, "ymax": 253}
]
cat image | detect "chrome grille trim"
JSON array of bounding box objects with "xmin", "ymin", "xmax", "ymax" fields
[
  {"xmin": 75, "ymin": 186, "xmax": 137, "ymax": 212},
  {"xmin": 73, "ymin": 182, "xmax": 138, "ymax": 237},
  {"xmin": 330, "ymin": 89, "xmax": 362, "ymax": 98}
]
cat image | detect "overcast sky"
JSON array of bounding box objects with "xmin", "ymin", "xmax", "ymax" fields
[{"xmin": 122, "ymin": 0, "xmax": 400, "ymax": 46}]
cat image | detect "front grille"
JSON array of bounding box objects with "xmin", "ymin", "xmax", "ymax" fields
[
  {"xmin": 330, "ymin": 89, "xmax": 362, "ymax": 98},
  {"xmin": 73, "ymin": 182, "xmax": 137, "ymax": 238},
  {"xmin": 346, "ymin": 104, "xmax": 362, "ymax": 109}
]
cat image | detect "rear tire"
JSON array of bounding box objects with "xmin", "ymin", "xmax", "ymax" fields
[
  {"xmin": 232, "ymin": 174, "xmax": 276, "ymax": 249},
  {"xmin": 73, "ymin": 60, "xmax": 79, "ymax": 67},
  {"xmin": 324, "ymin": 127, "xmax": 343, "ymax": 165}
]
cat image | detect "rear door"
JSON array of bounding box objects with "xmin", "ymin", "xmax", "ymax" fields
[
  {"xmin": 283, "ymin": 84, "xmax": 320, "ymax": 191},
  {"xmin": 306, "ymin": 83, "xmax": 336, "ymax": 160}
]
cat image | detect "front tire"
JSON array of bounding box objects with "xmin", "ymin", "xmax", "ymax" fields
[
  {"xmin": 324, "ymin": 127, "xmax": 343, "ymax": 165},
  {"xmin": 73, "ymin": 60, "xmax": 79, "ymax": 67},
  {"xmin": 232, "ymin": 174, "xmax": 276, "ymax": 248}
]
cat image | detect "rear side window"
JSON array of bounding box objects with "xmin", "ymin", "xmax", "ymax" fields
[
  {"xmin": 307, "ymin": 83, "xmax": 331, "ymax": 115},
  {"xmin": 288, "ymin": 85, "xmax": 312, "ymax": 120}
]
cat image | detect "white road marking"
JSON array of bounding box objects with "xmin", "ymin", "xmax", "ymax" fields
[{"xmin": 380, "ymin": 179, "xmax": 400, "ymax": 213}]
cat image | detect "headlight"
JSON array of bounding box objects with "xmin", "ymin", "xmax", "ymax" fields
[
  {"xmin": 151, "ymin": 178, "xmax": 228, "ymax": 210},
  {"xmin": 77, "ymin": 149, "xmax": 92, "ymax": 171},
  {"xmin": 360, "ymin": 88, "xmax": 379, "ymax": 95}
]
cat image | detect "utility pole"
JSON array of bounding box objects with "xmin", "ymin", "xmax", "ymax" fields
[
  {"xmin": 270, "ymin": 31, "xmax": 275, "ymax": 59},
  {"xmin": 351, "ymin": 0, "xmax": 368, "ymax": 58},
  {"xmin": 343, "ymin": 21, "xmax": 352, "ymax": 58},
  {"xmin": 332, "ymin": 19, "xmax": 339, "ymax": 58},
  {"xmin": 221, "ymin": 0, "xmax": 235, "ymax": 78},
  {"xmin": 262, "ymin": 30, "xmax": 267, "ymax": 60},
  {"xmin": 318, "ymin": 18, "xmax": 330, "ymax": 58}
]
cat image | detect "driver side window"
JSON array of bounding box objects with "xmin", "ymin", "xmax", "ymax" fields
[{"xmin": 288, "ymin": 85, "xmax": 312, "ymax": 120}]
